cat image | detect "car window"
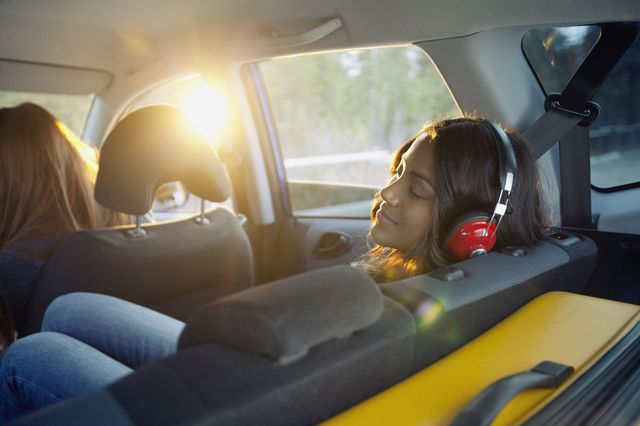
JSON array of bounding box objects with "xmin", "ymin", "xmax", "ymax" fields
[
  {"xmin": 0, "ymin": 91, "xmax": 94, "ymax": 137},
  {"xmin": 523, "ymin": 26, "xmax": 640, "ymax": 190},
  {"xmin": 258, "ymin": 46, "xmax": 460, "ymax": 218},
  {"xmin": 126, "ymin": 75, "xmax": 234, "ymax": 220}
]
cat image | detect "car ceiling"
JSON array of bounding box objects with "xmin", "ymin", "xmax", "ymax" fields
[{"xmin": 1, "ymin": 0, "xmax": 639, "ymax": 79}]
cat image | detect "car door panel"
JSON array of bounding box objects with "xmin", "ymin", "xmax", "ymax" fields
[{"xmin": 299, "ymin": 217, "xmax": 371, "ymax": 271}]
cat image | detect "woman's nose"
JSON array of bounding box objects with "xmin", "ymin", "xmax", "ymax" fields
[{"xmin": 380, "ymin": 181, "xmax": 400, "ymax": 207}]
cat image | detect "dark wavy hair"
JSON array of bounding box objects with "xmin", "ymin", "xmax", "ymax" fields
[{"xmin": 358, "ymin": 116, "xmax": 549, "ymax": 282}]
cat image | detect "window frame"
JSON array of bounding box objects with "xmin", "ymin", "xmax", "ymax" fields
[
  {"xmin": 249, "ymin": 45, "xmax": 460, "ymax": 219},
  {"xmin": 242, "ymin": 63, "xmax": 293, "ymax": 220}
]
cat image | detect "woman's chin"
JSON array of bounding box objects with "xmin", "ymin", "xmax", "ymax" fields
[{"xmin": 370, "ymin": 224, "xmax": 391, "ymax": 248}]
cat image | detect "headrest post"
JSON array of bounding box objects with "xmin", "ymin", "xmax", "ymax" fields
[
  {"xmin": 126, "ymin": 215, "xmax": 147, "ymax": 238},
  {"xmin": 195, "ymin": 199, "xmax": 210, "ymax": 225}
]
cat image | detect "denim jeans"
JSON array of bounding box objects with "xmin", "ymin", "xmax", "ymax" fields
[{"xmin": 0, "ymin": 292, "xmax": 185, "ymax": 422}]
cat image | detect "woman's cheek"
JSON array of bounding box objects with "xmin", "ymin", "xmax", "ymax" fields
[{"xmin": 411, "ymin": 207, "xmax": 434, "ymax": 246}]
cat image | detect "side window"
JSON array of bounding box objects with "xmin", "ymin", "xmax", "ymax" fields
[
  {"xmin": 591, "ymin": 38, "xmax": 640, "ymax": 189},
  {"xmin": 258, "ymin": 46, "xmax": 460, "ymax": 218},
  {"xmin": 523, "ymin": 26, "xmax": 640, "ymax": 190},
  {"xmin": 125, "ymin": 75, "xmax": 233, "ymax": 220},
  {"xmin": 0, "ymin": 91, "xmax": 94, "ymax": 136}
]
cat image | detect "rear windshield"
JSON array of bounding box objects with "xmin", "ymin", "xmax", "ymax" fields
[{"xmin": 0, "ymin": 91, "xmax": 94, "ymax": 137}]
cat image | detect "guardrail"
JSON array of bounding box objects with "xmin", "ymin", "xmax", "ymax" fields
[{"xmin": 284, "ymin": 150, "xmax": 390, "ymax": 168}]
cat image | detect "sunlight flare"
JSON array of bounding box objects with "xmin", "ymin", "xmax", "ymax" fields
[{"xmin": 182, "ymin": 83, "xmax": 228, "ymax": 145}]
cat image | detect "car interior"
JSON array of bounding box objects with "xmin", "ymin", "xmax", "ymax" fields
[{"xmin": 1, "ymin": 0, "xmax": 640, "ymax": 424}]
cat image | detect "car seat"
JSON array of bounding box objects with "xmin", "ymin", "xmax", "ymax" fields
[
  {"xmin": 11, "ymin": 266, "xmax": 416, "ymax": 426},
  {"xmin": 12, "ymin": 234, "xmax": 597, "ymax": 425},
  {"xmin": 23, "ymin": 105, "xmax": 253, "ymax": 334},
  {"xmin": 381, "ymin": 231, "xmax": 598, "ymax": 372}
]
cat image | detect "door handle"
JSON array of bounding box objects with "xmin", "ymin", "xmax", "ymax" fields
[{"xmin": 313, "ymin": 232, "xmax": 353, "ymax": 259}]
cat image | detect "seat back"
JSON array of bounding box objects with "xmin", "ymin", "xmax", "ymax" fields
[
  {"xmin": 381, "ymin": 231, "xmax": 598, "ymax": 372},
  {"xmin": 24, "ymin": 106, "xmax": 253, "ymax": 333},
  {"xmin": 15, "ymin": 235, "xmax": 596, "ymax": 424},
  {"xmin": 14, "ymin": 266, "xmax": 416, "ymax": 425}
]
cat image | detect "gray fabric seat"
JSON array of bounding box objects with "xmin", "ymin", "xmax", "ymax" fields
[
  {"xmin": 381, "ymin": 231, "xmax": 598, "ymax": 372},
  {"xmin": 13, "ymin": 266, "xmax": 416, "ymax": 426},
  {"xmin": 12, "ymin": 234, "xmax": 597, "ymax": 424},
  {"xmin": 24, "ymin": 106, "xmax": 253, "ymax": 333},
  {"xmin": 13, "ymin": 302, "xmax": 415, "ymax": 426}
]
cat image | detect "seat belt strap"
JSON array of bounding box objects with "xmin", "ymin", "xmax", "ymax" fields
[
  {"xmin": 522, "ymin": 24, "xmax": 638, "ymax": 228},
  {"xmin": 559, "ymin": 126, "xmax": 592, "ymax": 228},
  {"xmin": 524, "ymin": 103, "xmax": 597, "ymax": 229},
  {"xmin": 524, "ymin": 108, "xmax": 585, "ymax": 159},
  {"xmin": 526, "ymin": 23, "xmax": 638, "ymax": 161}
]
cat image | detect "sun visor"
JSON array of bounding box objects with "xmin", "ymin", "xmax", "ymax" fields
[{"xmin": 0, "ymin": 60, "xmax": 112, "ymax": 94}]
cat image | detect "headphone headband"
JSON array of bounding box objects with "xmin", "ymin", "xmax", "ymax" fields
[
  {"xmin": 485, "ymin": 121, "xmax": 517, "ymax": 237},
  {"xmin": 487, "ymin": 121, "xmax": 517, "ymax": 191}
]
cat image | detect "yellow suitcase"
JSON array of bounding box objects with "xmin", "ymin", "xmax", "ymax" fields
[{"xmin": 326, "ymin": 292, "xmax": 640, "ymax": 425}]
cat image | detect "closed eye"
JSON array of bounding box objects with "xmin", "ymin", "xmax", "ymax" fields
[{"xmin": 409, "ymin": 187, "xmax": 424, "ymax": 199}]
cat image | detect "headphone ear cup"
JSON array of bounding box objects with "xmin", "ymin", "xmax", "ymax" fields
[{"xmin": 444, "ymin": 211, "xmax": 498, "ymax": 261}]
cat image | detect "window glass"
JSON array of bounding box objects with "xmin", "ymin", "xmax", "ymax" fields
[
  {"xmin": 259, "ymin": 46, "xmax": 460, "ymax": 217},
  {"xmin": 590, "ymin": 37, "xmax": 640, "ymax": 188},
  {"xmin": 0, "ymin": 91, "xmax": 94, "ymax": 136},
  {"xmin": 523, "ymin": 26, "xmax": 640, "ymax": 189},
  {"xmin": 126, "ymin": 75, "xmax": 233, "ymax": 220},
  {"xmin": 522, "ymin": 26, "xmax": 600, "ymax": 95}
]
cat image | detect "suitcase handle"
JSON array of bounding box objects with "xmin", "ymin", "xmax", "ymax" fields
[{"xmin": 451, "ymin": 361, "xmax": 573, "ymax": 426}]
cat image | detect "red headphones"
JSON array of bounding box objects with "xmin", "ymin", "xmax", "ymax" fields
[{"xmin": 444, "ymin": 121, "xmax": 517, "ymax": 261}]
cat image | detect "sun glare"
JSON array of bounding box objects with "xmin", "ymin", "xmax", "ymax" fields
[
  {"xmin": 182, "ymin": 84, "xmax": 228, "ymax": 144},
  {"xmin": 416, "ymin": 298, "xmax": 444, "ymax": 329},
  {"xmin": 55, "ymin": 120, "xmax": 99, "ymax": 174}
]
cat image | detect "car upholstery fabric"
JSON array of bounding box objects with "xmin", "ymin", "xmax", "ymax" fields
[
  {"xmin": 24, "ymin": 207, "xmax": 253, "ymax": 334},
  {"xmin": 382, "ymin": 234, "xmax": 598, "ymax": 372},
  {"xmin": 12, "ymin": 235, "xmax": 597, "ymax": 425},
  {"xmin": 15, "ymin": 298, "xmax": 415, "ymax": 426},
  {"xmin": 402, "ymin": 241, "xmax": 570, "ymax": 310},
  {"xmin": 7, "ymin": 390, "xmax": 134, "ymax": 426},
  {"xmin": 109, "ymin": 297, "xmax": 414, "ymax": 426},
  {"xmin": 179, "ymin": 265, "xmax": 383, "ymax": 364},
  {"xmin": 95, "ymin": 105, "xmax": 231, "ymax": 215}
]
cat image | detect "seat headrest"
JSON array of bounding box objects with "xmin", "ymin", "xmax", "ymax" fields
[
  {"xmin": 178, "ymin": 265, "xmax": 384, "ymax": 365},
  {"xmin": 95, "ymin": 105, "xmax": 231, "ymax": 215}
]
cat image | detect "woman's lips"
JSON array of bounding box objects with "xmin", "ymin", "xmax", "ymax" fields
[{"xmin": 376, "ymin": 209, "xmax": 397, "ymax": 225}]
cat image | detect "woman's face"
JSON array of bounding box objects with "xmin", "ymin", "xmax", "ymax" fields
[{"xmin": 371, "ymin": 135, "xmax": 437, "ymax": 252}]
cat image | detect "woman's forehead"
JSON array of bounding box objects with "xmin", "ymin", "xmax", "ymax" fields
[{"xmin": 405, "ymin": 134, "xmax": 434, "ymax": 165}]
